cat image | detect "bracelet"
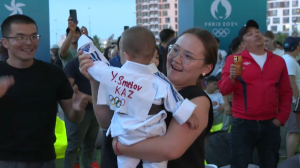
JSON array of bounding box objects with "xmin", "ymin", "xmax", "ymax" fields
[{"xmin": 116, "ymin": 140, "xmax": 123, "ymax": 156}]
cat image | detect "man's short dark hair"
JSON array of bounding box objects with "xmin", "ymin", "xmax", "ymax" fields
[
  {"xmin": 206, "ymin": 76, "xmax": 219, "ymax": 84},
  {"xmin": 215, "ymin": 37, "xmax": 220, "ymax": 43},
  {"xmin": 1, "ymin": 14, "xmax": 37, "ymax": 37},
  {"xmin": 66, "ymin": 27, "xmax": 81, "ymax": 35},
  {"xmin": 159, "ymin": 29, "xmax": 175, "ymax": 43}
]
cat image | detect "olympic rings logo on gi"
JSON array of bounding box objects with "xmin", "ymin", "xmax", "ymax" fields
[
  {"xmin": 109, "ymin": 94, "xmax": 126, "ymax": 108},
  {"xmin": 212, "ymin": 28, "xmax": 230, "ymax": 37}
]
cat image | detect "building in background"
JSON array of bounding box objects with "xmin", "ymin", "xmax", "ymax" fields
[
  {"xmin": 136, "ymin": 0, "xmax": 178, "ymax": 42},
  {"xmin": 267, "ymin": 0, "xmax": 300, "ymax": 35}
]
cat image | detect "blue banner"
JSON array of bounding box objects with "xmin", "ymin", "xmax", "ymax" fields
[
  {"xmin": 179, "ymin": 0, "xmax": 267, "ymax": 51},
  {"xmin": 0, "ymin": 0, "xmax": 50, "ymax": 62}
]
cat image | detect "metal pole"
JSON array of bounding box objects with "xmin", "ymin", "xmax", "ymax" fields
[
  {"xmin": 88, "ymin": 7, "xmax": 91, "ymax": 36},
  {"xmin": 55, "ymin": 19, "xmax": 57, "ymax": 43}
]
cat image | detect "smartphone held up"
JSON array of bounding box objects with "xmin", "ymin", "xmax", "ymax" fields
[
  {"xmin": 69, "ymin": 9, "xmax": 78, "ymax": 24},
  {"xmin": 233, "ymin": 56, "xmax": 243, "ymax": 76},
  {"xmin": 124, "ymin": 26, "xmax": 129, "ymax": 31}
]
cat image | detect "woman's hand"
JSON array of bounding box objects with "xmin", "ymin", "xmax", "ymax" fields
[
  {"xmin": 78, "ymin": 50, "xmax": 94, "ymax": 81},
  {"xmin": 186, "ymin": 114, "xmax": 199, "ymax": 130}
]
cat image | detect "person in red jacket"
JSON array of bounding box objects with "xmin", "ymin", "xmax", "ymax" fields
[{"xmin": 218, "ymin": 20, "xmax": 293, "ymax": 168}]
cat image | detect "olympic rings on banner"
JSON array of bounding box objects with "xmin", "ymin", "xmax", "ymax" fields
[
  {"xmin": 109, "ymin": 94, "xmax": 126, "ymax": 108},
  {"xmin": 212, "ymin": 28, "xmax": 230, "ymax": 37}
]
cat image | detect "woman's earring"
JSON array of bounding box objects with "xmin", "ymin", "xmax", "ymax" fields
[{"xmin": 202, "ymin": 73, "xmax": 206, "ymax": 76}]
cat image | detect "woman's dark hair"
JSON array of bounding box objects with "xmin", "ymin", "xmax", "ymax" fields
[
  {"xmin": 180, "ymin": 28, "xmax": 218, "ymax": 78},
  {"xmin": 162, "ymin": 37, "xmax": 178, "ymax": 76}
]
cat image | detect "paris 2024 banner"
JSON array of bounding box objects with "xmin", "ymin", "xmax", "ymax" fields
[
  {"xmin": 0, "ymin": 0, "xmax": 50, "ymax": 62},
  {"xmin": 178, "ymin": 0, "xmax": 267, "ymax": 51}
]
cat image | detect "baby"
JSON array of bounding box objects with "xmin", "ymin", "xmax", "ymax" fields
[{"xmin": 78, "ymin": 26, "xmax": 198, "ymax": 168}]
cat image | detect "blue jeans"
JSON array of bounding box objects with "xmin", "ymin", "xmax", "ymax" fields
[
  {"xmin": 0, "ymin": 160, "xmax": 55, "ymax": 168},
  {"xmin": 75, "ymin": 148, "xmax": 97, "ymax": 164},
  {"xmin": 64, "ymin": 110, "xmax": 99, "ymax": 168},
  {"xmin": 230, "ymin": 117, "xmax": 281, "ymax": 168}
]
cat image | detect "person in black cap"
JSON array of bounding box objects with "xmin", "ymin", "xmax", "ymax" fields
[
  {"xmin": 218, "ymin": 19, "xmax": 293, "ymax": 168},
  {"xmin": 221, "ymin": 37, "xmax": 244, "ymax": 117},
  {"xmin": 280, "ymin": 35, "xmax": 300, "ymax": 165},
  {"xmin": 281, "ymin": 37, "xmax": 300, "ymax": 159},
  {"xmin": 218, "ymin": 36, "xmax": 245, "ymax": 79}
]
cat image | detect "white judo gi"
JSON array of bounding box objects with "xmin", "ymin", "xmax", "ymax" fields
[{"xmin": 78, "ymin": 35, "xmax": 197, "ymax": 168}]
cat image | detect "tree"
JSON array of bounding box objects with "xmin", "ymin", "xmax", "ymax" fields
[
  {"xmin": 93, "ymin": 35, "xmax": 104, "ymax": 53},
  {"xmin": 275, "ymin": 32, "xmax": 289, "ymax": 43}
]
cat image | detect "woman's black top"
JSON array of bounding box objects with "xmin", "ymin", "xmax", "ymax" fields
[{"xmin": 166, "ymin": 86, "xmax": 214, "ymax": 168}]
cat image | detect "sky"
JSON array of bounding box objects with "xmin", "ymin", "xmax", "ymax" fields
[{"xmin": 49, "ymin": 0, "xmax": 136, "ymax": 45}]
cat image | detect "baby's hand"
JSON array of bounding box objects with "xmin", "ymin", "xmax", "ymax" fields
[{"xmin": 186, "ymin": 114, "xmax": 199, "ymax": 130}]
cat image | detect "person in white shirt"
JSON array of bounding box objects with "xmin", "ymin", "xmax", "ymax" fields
[
  {"xmin": 77, "ymin": 27, "xmax": 199, "ymax": 168},
  {"xmin": 211, "ymin": 38, "xmax": 227, "ymax": 76},
  {"xmin": 205, "ymin": 76, "xmax": 225, "ymax": 127},
  {"xmin": 263, "ymin": 31, "xmax": 284, "ymax": 56},
  {"xmin": 281, "ymin": 36, "xmax": 300, "ymax": 159}
]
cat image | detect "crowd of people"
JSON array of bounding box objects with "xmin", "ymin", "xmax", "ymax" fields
[{"xmin": 0, "ymin": 13, "xmax": 300, "ymax": 168}]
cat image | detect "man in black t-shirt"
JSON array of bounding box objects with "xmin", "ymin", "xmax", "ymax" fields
[{"xmin": 0, "ymin": 15, "xmax": 88, "ymax": 168}]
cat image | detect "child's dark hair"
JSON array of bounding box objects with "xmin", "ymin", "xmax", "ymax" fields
[
  {"xmin": 206, "ymin": 76, "xmax": 219, "ymax": 84},
  {"xmin": 121, "ymin": 26, "xmax": 156, "ymax": 63}
]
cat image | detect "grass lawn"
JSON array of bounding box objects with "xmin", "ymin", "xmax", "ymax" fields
[{"xmin": 55, "ymin": 149, "xmax": 101, "ymax": 168}]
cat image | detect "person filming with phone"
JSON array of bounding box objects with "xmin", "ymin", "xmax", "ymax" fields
[
  {"xmin": 59, "ymin": 10, "xmax": 81, "ymax": 68},
  {"xmin": 218, "ymin": 19, "xmax": 293, "ymax": 168}
]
